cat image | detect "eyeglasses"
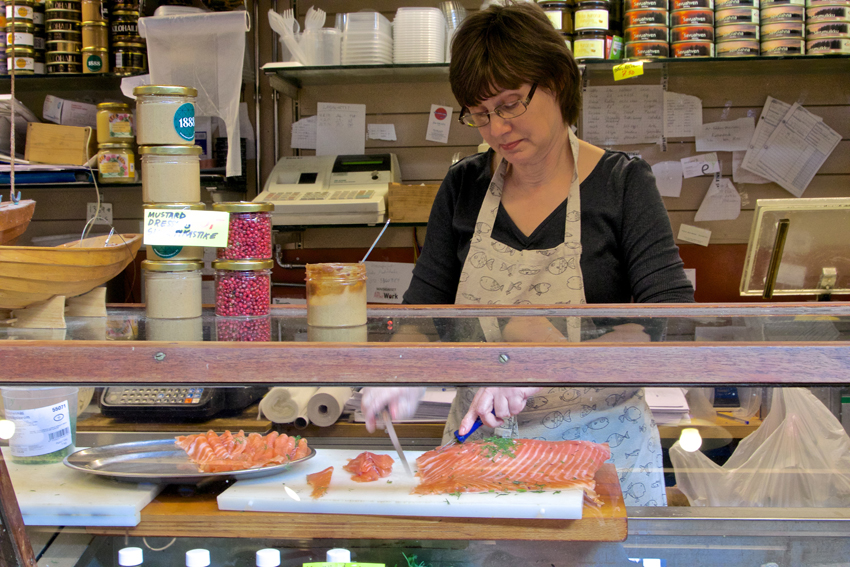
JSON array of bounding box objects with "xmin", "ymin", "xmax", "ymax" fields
[{"xmin": 458, "ymin": 83, "xmax": 538, "ymax": 128}]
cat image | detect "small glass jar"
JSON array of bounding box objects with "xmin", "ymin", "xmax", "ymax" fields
[
  {"xmin": 215, "ymin": 316, "xmax": 272, "ymax": 342},
  {"xmin": 133, "ymin": 85, "xmax": 197, "ymax": 145},
  {"xmin": 112, "ymin": 41, "xmax": 146, "ymax": 75},
  {"xmin": 140, "ymin": 145, "xmax": 202, "ymax": 203},
  {"xmin": 575, "ymin": 0, "xmax": 609, "ymax": 31},
  {"xmin": 573, "ymin": 30, "xmax": 608, "ymax": 59},
  {"xmin": 305, "ymin": 263, "xmax": 368, "ymax": 328},
  {"xmin": 145, "ymin": 317, "xmax": 203, "ymax": 341},
  {"xmin": 81, "ymin": 0, "xmax": 107, "ymax": 22},
  {"xmin": 7, "ymin": 23, "xmax": 36, "ymax": 48},
  {"xmin": 96, "ymin": 102, "xmax": 133, "ymax": 143},
  {"xmin": 82, "ymin": 47, "xmax": 107, "ymax": 73},
  {"xmin": 539, "ymin": 1, "xmax": 575, "ymax": 33},
  {"xmin": 82, "ymin": 21, "xmax": 107, "ymax": 48},
  {"xmin": 6, "ymin": 0, "xmax": 35, "ymax": 24},
  {"xmin": 213, "ymin": 259, "xmax": 273, "ymax": 317},
  {"xmin": 142, "ymin": 260, "xmax": 203, "ymax": 319},
  {"xmin": 212, "ymin": 202, "xmax": 273, "ymax": 260},
  {"xmin": 142, "ymin": 203, "xmax": 205, "ymax": 261},
  {"xmin": 97, "ymin": 143, "xmax": 136, "ymax": 183}
]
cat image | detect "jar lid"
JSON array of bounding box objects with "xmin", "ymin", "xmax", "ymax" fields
[
  {"xmin": 139, "ymin": 145, "xmax": 203, "ymax": 156},
  {"xmin": 99, "ymin": 143, "xmax": 133, "ymax": 149},
  {"xmin": 133, "ymin": 85, "xmax": 198, "ymax": 97},
  {"xmin": 82, "ymin": 47, "xmax": 108, "ymax": 53},
  {"xmin": 81, "ymin": 20, "xmax": 108, "ymax": 26},
  {"xmin": 97, "ymin": 102, "xmax": 129, "ymax": 110},
  {"xmin": 142, "ymin": 260, "xmax": 204, "ymax": 272},
  {"xmin": 7, "ymin": 47, "xmax": 36, "ymax": 55},
  {"xmin": 212, "ymin": 259, "xmax": 274, "ymax": 271},
  {"xmin": 113, "ymin": 42, "xmax": 147, "ymax": 48},
  {"xmin": 112, "ymin": 9, "xmax": 140, "ymax": 16},
  {"xmin": 142, "ymin": 202, "xmax": 206, "ymax": 210},
  {"xmin": 211, "ymin": 201, "xmax": 274, "ymax": 213},
  {"xmin": 7, "ymin": 22, "xmax": 36, "ymax": 30}
]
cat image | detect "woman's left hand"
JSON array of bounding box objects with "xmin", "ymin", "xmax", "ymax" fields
[{"xmin": 458, "ymin": 387, "xmax": 542, "ymax": 435}]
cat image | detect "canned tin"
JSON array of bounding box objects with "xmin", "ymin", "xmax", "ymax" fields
[
  {"xmin": 46, "ymin": 60, "xmax": 80, "ymax": 73},
  {"xmin": 45, "ymin": 9, "xmax": 82, "ymax": 20},
  {"xmin": 624, "ymin": 24, "xmax": 670, "ymax": 41},
  {"xmin": 715, "ymin": 0, "xmax": 758, "ymax": 7},
  {"xmin": 671, "ymin": 40, "xmax": 714, "ymax": 56},
  {"xmin": 807, "ymin": 0, "xmax": 850, "ymax": 5},
  {"xmin": 81, "ymin": 0, "xmax": 106, "ymax": 21},
  {"xmin": 46, "ymin": 19, "xmax": 80, "ymax": 31},
  {"xmin": 671, "ymin": 24, "xmax": 714, "ymax": 40},
  {"xmin": 715, "ymin": 7, "xmax": 760, "ymax": 23},
  {"xmin": 625, "ymin": 0, "xmax": 668, "ymax": 10},
  {"xmin": 716, "ymin": 39, "xmax": 761, "ymax": 54},
  {"xmin": 807, "ymin": 4, "xmax": 850, "ymax": 19},
  {"xmin": 716, "ymin": 23, "xmax": 760, "ymax": 39},
  {"xmin": 46, "ymin": 29, "xmax": 80, "ymax": 41},
  {"xmin": 45, "ymin": 38, "xmax": 80, "ymax": 51},
  {"xmin": 6, "ymin": 2, "xmax": 34, "ymax": 23},
  {"xmin": 762, "ymin": 0, "xmax": 804, "ymax": 4},
  {"xmin": 671, "ymin": 0, "xmax": 713, "ymax": 8},
  {"xmin": 761, "ymin": 5, "xmax": 805, "ymax": 21},
  {"xmin": 624, "ymin": 40, "xmax": 670, "ymax": 56},
  {"xmin": 46, "ymin": 50, "xmax": 79, "ymax": 63},
  {"xmin": 110, "ymin": 11, "xmax": 138, "ymax": 42},
  {"xmin": 806, "ymin": 36, "xmax": 850, "ymax": 50},
  {"xmin": 81, "ymin": 20, "xmax": 106, "ymax": 47},
  {"xmin": 624, "ymin": 8, "xmax": 668, "ymax": 25},
  {"xmin": 807, "ymin": 20, "xmax": 850, "ymax": 37},
  {"xmin": 112, "ymin": 41, "xmax": 145, "ymax": 74},
  {"xmin": 761, "ymin": 22, "xmax": 805, "ymax": 38},
  {"xmin": 761, "ymin": 37, "xmax": 806, "ymax": 54},
  {"xmin": 670, "ymin": 8, "xmax": 713, "ymax": 26},
  {"xmin": 46, "ymin": 0, "xmax": 81, "ymax": 10},
  {"xmin": 81, "ymin": 45, "xmax": 105, "ymax": 72}
]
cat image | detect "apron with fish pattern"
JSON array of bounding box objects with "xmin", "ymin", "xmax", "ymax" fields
[{"xmin": 446, "ymin": 129, "xmax": 666, "ymax": 506}]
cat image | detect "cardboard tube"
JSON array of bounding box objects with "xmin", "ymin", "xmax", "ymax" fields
[
  {"xmin": 259, "ymin": 387, "xmax": 317, "ymax": 424},
  {"xmin": 307, "ymin": 387, "xmax": 353, "ymax": 427}
]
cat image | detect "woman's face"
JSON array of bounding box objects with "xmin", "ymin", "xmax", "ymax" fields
[{"xmin": 470, "ymin": 83, "xmax": 566, "ymax": 167}]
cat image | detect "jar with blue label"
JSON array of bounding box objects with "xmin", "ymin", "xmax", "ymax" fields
[
  {"xmin": 142, "ymin": 203, "xmax": 205, "ymax": 261},
  {"xmin": 133, "ymin": 85, "xmax": 197, "ymax": 146}
]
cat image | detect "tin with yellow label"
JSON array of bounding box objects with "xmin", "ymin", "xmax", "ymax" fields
[{"xmin": 82, "ymin": 46, "xmax": 106, "ymax": 72}]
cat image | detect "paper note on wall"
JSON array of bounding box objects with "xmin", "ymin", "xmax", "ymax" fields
[
  {"xmin": 581, "ymin": 85, "xmax": 664, "ymax": 145},
  {"xmin": 367, "ymin": 124, "xmax": 397, "ymax": 141},
  {"xmin": 732, "ymin": 150, "xmax": 771, "ymax": 184},
  {"xmin": 291, "ymin": 115, "xmax": 317, "ymax": 149},
  {"xmin": 695, "ymin": 117, "xmax": 755, "ymax": 152},
  {"xmin": 425, "ymin": 104, "xmax": 453, "ymax": 144},
  {"xmin": 678, "ymin": 224, "xmax": 711, "ymax": 247},
  {"xmin": 664, "ymin": 92, "xmax": 702, "ymax": 138},
  {"xmin": 694, "ymin": 177, "xmax": 741, "ymax": 222},
  {"xmin": 365, "ymin": 261, "xmax": 414, "ymax": 304},
  {"xmin": 316, "ymin": 102, "xmax": 366, "ymax": 156},
  {"xmin": 681, "ymin": 153, "xmax": 720, "ymax": 178},
  {"xmin": 651, "ymin": 161, "xmax": 684, "ymax": 198},
  {"xmin": 740, "ymin": 96, "xmax": 793, "ymax": 179}
]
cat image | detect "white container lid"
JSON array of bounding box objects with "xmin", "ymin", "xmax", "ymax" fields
[
  {"xmin": 326, "ymin": 549, "xmax": 351, "ymax": 562},
  {"xmin": 186, "ymin": 549, "xmax": 211, "ymax": 567},
  {"xmin": 118, "ymin": 547, "xmax": 143, "ymax": 567},
  {"xmin": 255, "ymin": 548, "xmax": 281, "ymax": 567}
]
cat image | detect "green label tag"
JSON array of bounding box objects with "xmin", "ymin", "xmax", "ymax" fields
[
  {"xmin": 173, "ymin": 102, "xmax": 195, "ymax": 141},
  {"xmin": 144, "ymin": 209, "xmax": 229, "ymax": 248},
  {"xmin": 151, "ymin": 245, "xmax": 183, "ymax": 258},
  {"xmin": 86, "ymin": 55, "xmax": 102, "ymax": 72}
]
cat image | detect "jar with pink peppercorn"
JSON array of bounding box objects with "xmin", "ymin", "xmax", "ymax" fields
[
  {"xmin": 212, "ymin": 202, "xmax": 273, "ymax": 260},
  {"xmin": 212, "ymin": 259, "xmax": 273, "ymax": 317}
]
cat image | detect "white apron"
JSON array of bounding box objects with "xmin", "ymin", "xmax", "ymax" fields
[{"xmin": 446, "ymin": 130, "xmax": 666, "ymax": 506}]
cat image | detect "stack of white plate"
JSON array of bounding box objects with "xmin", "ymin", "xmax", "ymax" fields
[
  {"xmin": 393, "ymin": 7, "xmax": 446, "ymax": 64},
  {"xmin": 341, "ymin": 11, "xmax": 393, "ymax": 65}
]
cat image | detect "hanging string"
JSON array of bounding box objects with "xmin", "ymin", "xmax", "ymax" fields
[{"xmin": 9, "ymin": 0, "xmax": 16, "ymax": 203}]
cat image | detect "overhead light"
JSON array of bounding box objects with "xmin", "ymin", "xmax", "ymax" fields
[
  {"xmin": 678, "ymin": 427, "xmax": 702, "ymax": 452},
  {"xmin": 0, "ymin": 420, "xmax": 15, "ymax": 440}
]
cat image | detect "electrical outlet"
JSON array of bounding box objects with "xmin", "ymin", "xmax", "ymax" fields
[{"xmin": 86, "ymin": 202, "xmax": 113, "ymax": 226}]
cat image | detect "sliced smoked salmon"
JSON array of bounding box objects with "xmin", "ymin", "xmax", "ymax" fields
[
  {"xmin": 413, "ymin": 438, "xmax": 610, "ymax": 505},
  {"xmin": 175, "ymin": 430, "xmax": 311, "ymax": 473},
  {"xmin": 306, "ymin": 466, "xmax": 334, "ymax": 499},
  {"xmin": 342, "ymin": 451, "xmax": 395, "ymax": 482}
]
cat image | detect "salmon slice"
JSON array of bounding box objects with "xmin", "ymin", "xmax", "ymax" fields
[
  {"xmin": 413, "ymin": 438, "xmax": 610, "ymax": 505},
  {"xmin": 343, "ymin": 452, "xmax": 395, "ymax": 482},
  {"xmin": 175, "ymin": 430, "xmax": 312, "ymax": 473},
  {"xmin": 306, "ymin": 466, "xmax": 334, "ymax": 499}
]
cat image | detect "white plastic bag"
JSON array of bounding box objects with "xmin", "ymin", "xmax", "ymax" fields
[{"xmin": 671, "ymin": 387, "xmax": 850, "ymax": 507}]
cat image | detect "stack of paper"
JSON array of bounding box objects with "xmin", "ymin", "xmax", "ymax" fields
[
  {"xmin": 645, "ymin": 387, "xmax": 690, "ymax": 425},
  {"xmin": 349, "ymin": 387, "xmax": 456, "ymax": 423},
  {"xmin": 0, "ymin": 95, "xmax": 39, "ymax": 159}
]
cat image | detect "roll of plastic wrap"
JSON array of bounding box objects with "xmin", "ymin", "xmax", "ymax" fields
[
  {"xmin": 307, "ymin": 387, "xmax": 353, "ymax": 427},
  {"xmin": 259, "ymin": 387, "xmax": 317, "ymax": 424},
  {"xmin": 294, "ymin": 411, "xmax": 310, "ymax": 429}
]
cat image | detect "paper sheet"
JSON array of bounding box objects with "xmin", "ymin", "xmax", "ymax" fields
[
  {"xmin": 651, "ymin": 161, "xmax": 684, "ymax": 198},
  {"xmin": 741, "ymin": 96, "xmax": 793, "ymax": 179},
  {"xmin": 694, "ymin": 176, "xmax": 741, "ymax": 222},
  {"xmin": 582, "ymin": 85, "xmax": 664, "ymax": 145},
  {"xmin": 678, "ymin": 224, "xmax": 711, "ymax": 246},
  {"xmin": 291, "ymin": 115, "xmax": 317, "ymax": 149},
  {"xmin": 367, "ymin": 123, "xmax": 397, "ymax": 141},
  {"xmin": 316, "ymin": 102, "xmax": 366, "ymax": 156},
  {"xmin": 681, "ymin": 153, "xmax": 720, "ymax": 178},
  {"xmin": 664, "ymin": 91, "xmax": 702, "ymax": 138},
  {"xmin": 695, "ymin": 117, "xmax": 755, "ymax": 152},
  {"xmin": 365, "ymin": 261, "xmax": 414, "ymax": 304},
  {"xmin": 732, "ymin": 150, "xmax": 771, "ymax": 184}
]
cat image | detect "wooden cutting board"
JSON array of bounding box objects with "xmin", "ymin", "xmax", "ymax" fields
[{"xmin": 217, "ymin": 448, "xmax": 586, "ymax": 520}]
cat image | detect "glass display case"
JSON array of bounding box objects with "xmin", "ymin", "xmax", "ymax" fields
[{"xmin": 2, "ymin": 303, "xmax": 850, "ymax": 567}]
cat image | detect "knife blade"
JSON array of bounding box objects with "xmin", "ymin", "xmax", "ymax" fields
[{"xmin": 382, "ymin": 409, "xmax": 413, "ymax": 477}]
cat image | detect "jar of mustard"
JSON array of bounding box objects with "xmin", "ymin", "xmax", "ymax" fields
[
  {"xmin": 142, "ymin": 260, "xmax": 203, "ymax": 319},
  {"xmin": 96, "ymin": 102, "xmax": 133, "ymax": 143},
  {"xmin": 139, "ymin": 145, "xmax": 202, "ymax": 203},
  {"xmin": 97, "ymin": 143, "xmax": 136, "ymax": 183},
  {"xmin": 305, "ymin": 263, "xmax": 368, "ymax": 328},
  {"xmin": 133, "ymin": 85, "xmax": 197, "ymax": 145}
]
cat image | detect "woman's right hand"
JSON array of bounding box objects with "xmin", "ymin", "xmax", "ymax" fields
[{"xmin": 360, "ymin": 387, "xmax": 426, "ymax": 433}]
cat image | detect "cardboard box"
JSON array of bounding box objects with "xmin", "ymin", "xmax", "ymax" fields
[
  {"xmin": 42, "ymin": 95, "xmax": 97, "ymax": 128},
  {"xmin": 25, "ymin": 123, "xmax": 96, "ymax": 166},
  {"xmin": 387, "ymin": 182, "xmax": 440, "ymax": 223}
]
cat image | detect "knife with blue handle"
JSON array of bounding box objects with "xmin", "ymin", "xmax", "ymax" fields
[{"xmin": 438, "ymin": 409, "xmax": 499, "ymax": 451}]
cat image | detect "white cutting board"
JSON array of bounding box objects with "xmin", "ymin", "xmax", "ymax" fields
[
  {"xmin": 2, "ymin": 447, "xmax": 163, "ymax": 526},
  {"xmin": 217, "ymin": 448, "xmax": 584, "ymax": 520}
]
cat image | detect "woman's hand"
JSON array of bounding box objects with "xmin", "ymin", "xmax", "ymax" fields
[
  {"xmin": 584, "ymin": 323, "xmax": 650, "ymax": 343},
  {"xmin": 360, "ymin": 387, "xmax": 426, "ymax": 433},
  {"xmin": 458, "ymin": 387, "xmax": 542, "ymax": 435}
]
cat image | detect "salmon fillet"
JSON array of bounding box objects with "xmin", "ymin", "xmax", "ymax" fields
[
  {"xmin": 306, "ymin": 466, "xmax": 334, "ymax": 499},
  {"xmin": 175, "ymin": 430, "xmax": 311, "ymax": 473},
  {"xmin": 413, "ymin": 438, "xmax": 610, "ymax": 505},
  {"xmin": 343, "ymin": 452, "xmax": 395, "ymax": 482}
]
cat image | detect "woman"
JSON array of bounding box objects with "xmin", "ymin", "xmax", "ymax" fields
[{"xmin": 363, "ymin": 2, "xmax": 694, "ymax": 506}]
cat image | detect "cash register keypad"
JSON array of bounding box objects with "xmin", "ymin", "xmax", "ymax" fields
[{"xmin": 103, "ymin": 387, "xmax": 204, "ymax": 405}]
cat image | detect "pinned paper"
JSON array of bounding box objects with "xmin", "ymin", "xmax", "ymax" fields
[
  {"xmin": 681, "ymin": 153, "xmax": 720, "ymax": 178},
  {"xmin": 613, "ymin": 61, "xmax": 643, "ymax": 81},
  {"xmin": 316, "ymin": 102, "xmax": 366, "ymax": 156},
  {"xmin": 741, "ymin": 96, "xmax": 793, "ymax": 179},
  {"xmin": 651, "ymin": 161, "xmax": 684, "ymax": 198},
  {"xmin": 426, "ymin": 104, "xmax": 453, "ymax": 144},
  {"xmin": 678, "ymin": 224, "xmax": 711, "ymax": 247},
  {"xmin": 683, "ymin": 268, "xmax": 696, "ymax": 291},
  {"xmin": 144, "ymin": 209, "xmax": 229, "ymax": 248},
  {"xmin": 582, "ymin": 85, "xmax": 664, "ymax": 146},
  {"xmin": 732, "ymin": 151, "xmax": 770, "ymax": 184},
  {"xmin": 365, "ymin": 261, "xmax": 414, "ymax": 304},
  {"xmin": 291, "ymin": 115, "xmax": 317, "ymax": 149},
  {"xmin": 367, "ymin": 124, "xmax": 397, "ymax": 141},
  {"xmin": 694, "ymin": 177, "xmax": 741, "ymax": 222},
  {"xmin": 664, "ymin": 92, "xmax": 702, "ymax": 138},
  {"xmin": 695, "ymin": 117, "xmax": 755, "ymax": 152}
]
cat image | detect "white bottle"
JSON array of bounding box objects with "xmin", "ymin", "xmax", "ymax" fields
[
  {"xmin": 326, "ymin": 549, "xmax": 351, "ymax": 563},
  {"xmin": 186, "ymin": 549, "xmax": 211, "ymax": 567},
  {"xmin": 118, "ymin": 547, "xmax": 143, "ymax": 567},
  {"xmin": 255, "ymin": 549, "xmax": 280, "ymax": 567}
]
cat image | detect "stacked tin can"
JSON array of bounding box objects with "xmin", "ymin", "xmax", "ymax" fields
[
  {"xmin": 624, "ymin": 0, "xmax": 670, "ymax": 58},
  {"xmin": 45, "ymin": 0, "xmax": 81, "ymax": 73},
  {"xmin": 81, "ymin": 0, "xmax": 106, "ymax": 73},
  {"xmin": 715, "ymin": 0, "xmax": 760, "ymax": 56},
  {"xmin": 6, "ymin": 0, "xmax": 37, "ymax": 74},
  {"xmin": 761, "ymin": 0, "xmax": 805, "ymax": 55},
  {"xmin": 670, "ymin": 0, "xmax": 715, "ymax": 56},
  {"xmin": 32, "ymin": 0, "xmax": 43, "ymax": 72},
  {"xmin": 806, "ymin": 0, "xmax": 850, "ymax": 54},
  {"xmin": 110, "ymin": 0, "xmax": 146, "ymax": 75},
  {"xmin": 538, "ymin": 0, "xmax": 576, "ymax": 50}
]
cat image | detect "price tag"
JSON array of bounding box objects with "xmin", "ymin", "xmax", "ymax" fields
[
  {"xmin": 613, "ymin": 61, "xmax": 644, "ymax": 81},
  {"xmin": 144, "ymin": 209, "xmax": 230, "ymax": 248}
]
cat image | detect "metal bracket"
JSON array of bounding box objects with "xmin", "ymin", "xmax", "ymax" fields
[{"xmin": 274, "ymin": 230, "xmax": 304, "ymax": 251}]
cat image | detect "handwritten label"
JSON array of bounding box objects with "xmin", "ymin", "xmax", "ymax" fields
[
  {"xmin": 613, "ymin": 61, "xmax": 643, "ymax": 81},
  {"xmin": 678, "ymin": 224, "xmax": 712, "ymax": 247},
  {"xmin": 695, "ymin": 117, "xmax": 755, "ymax": 152},
  {"xmin": 144, "ymin": 209, "xmax": 229, "ymax": 247},
  {"xmin": 681, "ymin": 153, "xmax": 720, "ymax": 178},
  {"xmin": 367, "ymin": 123, "xmax": 397, "ymax": 141},
  {"xmin": 581, "ymin": 85, "xmax": 664, "ymax": 145},
  {"xmin": 365, "ymin": 261, "xmax": 414, "ymax": 304},
  {"xmin": 316, "ymin": 102, "xmax": 366, "ymax": 156},
  {"xmin": 664, "ymin": 91, "xmax": 703, "ymax": 138}
]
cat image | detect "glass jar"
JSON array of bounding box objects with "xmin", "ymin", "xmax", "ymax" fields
[
  {"xmin": 82, "ymin": 21, "xmax": 107, "ymax": 48},
  {"xmin": 575, "ymin": 0, "xmax": 609, "ymax": 31},
  {"xmin": 142, "ymin": 260, "xmax": 203, "ymax": 319},
  {"xmin": 112, "ymin": 41, "xmax": 146, "ymax": 75},
  {"xmin": 82, "ymin": 47, "xmax": 107, "ymax": 73},
  {"xmin": 133, "ymin": 85, "xmax": 197, "ymax": 145},
  {"xmin": 81, "ymin": 0, "xmax": 107, "ymax": 22},
  {"xmin": 212, "ymin": 202, "xmax": 273, "ymax": 260},
  {"xmin": 213, "ymin": 259, "xmax": 273, "ymax": 317},
  {"xmin": 97, "ymin": 143, "xmax": 135, "ymax": 183},
  {"xmin": 573, "ymin": 30, "xmax": 608, "ymax": 59},
  {"xmin": 96, "ymin": 102, "xmax": 133, "ymax": 143},
  {"xmin": 6, "ymin": 0, "xmax": 35, "ymax": 24},
  {"xmin": 305, "ymin": 263, "xmax": 368, "ymax": 328},
  {"xmin": 7, "ymin": 23, "xmax": 36, "ymax": 48},
  {"xmin": 215, "ymin": 316, "xmax": 272, "ymax": 342},
  {"xmin": 8, "ymin": 46, "xmax": 36, "ymax": 74},
  {"xmin": 539, "ymin": 1, "xmax": 574, "ymax": 33},
  {"xmin": 145, "ymin": 317, "xmax": 203, "ymax": 341},
  {"xmin": 140, "ymin": 145, "xmax": 202, "ymax": 203},
  {"xmin": 142, "ymin": 203, "xmax": 205, "ymax": 261}
]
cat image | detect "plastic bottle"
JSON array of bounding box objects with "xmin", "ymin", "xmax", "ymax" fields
[
  {"xmin": 118, "ymin": 547, "xmax": 143, "ymax": 567},
  {"xmin": 256, "ymin": 549, "xmax": 281, "ymax": 567},
  {"xmin": 186, "ymin": 549, "xmax": 211, "ymax": 567},
  {"xmin": 326, "ymin": 549, "xmax": 351, "ymax": 563}
]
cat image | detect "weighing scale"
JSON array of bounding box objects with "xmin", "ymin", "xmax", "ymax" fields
[{"xmin": 254, "ymin": 153, "xmax": 401, "ymax": 225}]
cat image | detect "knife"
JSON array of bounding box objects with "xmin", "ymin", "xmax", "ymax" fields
[
  {"xmin": 437, "ymin": 409, "xmax": 499, "ymax": 452},
  {"xmin": 382, "ymin": 409, "xmax": 413, "ymax": 477}
]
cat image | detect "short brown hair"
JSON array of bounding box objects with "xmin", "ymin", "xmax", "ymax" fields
[{"xmin": 449, "ymin": 2, "xmax": 581, "ymax": 126}]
